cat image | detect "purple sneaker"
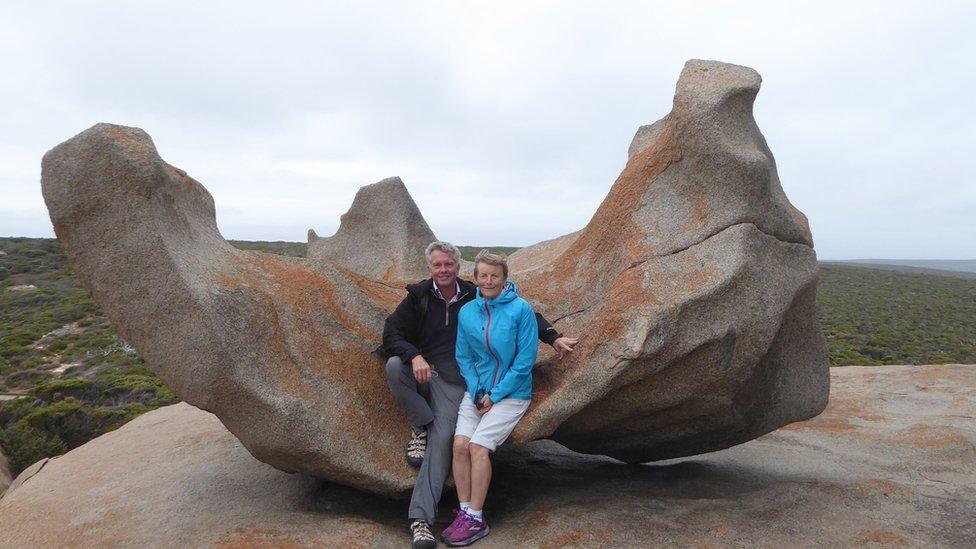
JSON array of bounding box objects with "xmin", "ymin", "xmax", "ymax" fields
[
  {"xmin": 442, "ymin": 509, "xmax": 489, "ymax": 546},
  {"xmin": 441, "ymin": 510, "xmax": 466, "ymax": 542}
]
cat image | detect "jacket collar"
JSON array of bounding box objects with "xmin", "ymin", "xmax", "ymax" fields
[
  {"xmin": 406, "ymin": 277, "xmax": 477, "ymax": 298},
  {"xmin": 473, "ymin": 280, "xmax": 519, "ymax": 305}
]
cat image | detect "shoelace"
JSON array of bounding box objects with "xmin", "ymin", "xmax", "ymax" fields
[
  {"xmin": 411, "ymin": 521, "xmax": 435, "ymax": 541},
  {"xmin": 407, "ymin": 431, "xmax": 427, "ymax": 454},
  {"xmin": 456, "ymin": 510, "xmax": 483, "ymax": 532}
]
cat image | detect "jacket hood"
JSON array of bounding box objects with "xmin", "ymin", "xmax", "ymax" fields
[{"xmin": 475, "ymin": 280, "xmax": 520, "ymax": 304}]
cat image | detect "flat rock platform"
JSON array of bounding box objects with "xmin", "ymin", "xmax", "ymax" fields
[{"xmin": 1, "ymin": 365, "xmax": 973, "ymax": 547}]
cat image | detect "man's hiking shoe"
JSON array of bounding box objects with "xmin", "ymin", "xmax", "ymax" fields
[
  {"xmin": 441, "ymin": 509, "xmax": 489, "ymax": 546},
  {"xmin": 411, "ymin": 520, "xmax": 437, "ymax": 549},
  {"xmin": 406, "ymin": 428, "xmax": 427, "ymax": 467}
]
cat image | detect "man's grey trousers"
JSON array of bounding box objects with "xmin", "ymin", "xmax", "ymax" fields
[{"xmin": 386, "ymin": 356, "xmax": 465, "ymax": 524}]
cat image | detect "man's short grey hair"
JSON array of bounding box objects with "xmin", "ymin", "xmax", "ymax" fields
[
  {"xmin": 425, "ymin": 241, "xmax": 462, "ymax": 265},
  {"xmin": 473, "ymin": 249, "xmax": 508, "ymax": 279}
]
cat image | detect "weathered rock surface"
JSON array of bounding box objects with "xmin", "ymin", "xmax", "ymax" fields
[
  {"xmin": 0, "ymin": 446, "xmax": 11, "ymax": 496},
  {"xmin": 41, "ymin": 123, "xmax": 413, "ymax": 495},
  {"xmin": 306, "ymin": 176, "xmax": 438, "ymax": 282},
  {"xmin": 506, "ymin": 229, "xmax": 581, "ymax": 274},
  {"xmin": 509, "ymin": 59, "xmax": 827, "ymax": 462},
  {"xmin": 627, "ymin": 118, "xmax": 665, "ymax": 158},
  {"xmin": 39, "ymin": 59, "xmax": 828, "ymax": 497},
  {"xmin": 1, "ymin": 365, "xmax": 972, "ymax": 548}
]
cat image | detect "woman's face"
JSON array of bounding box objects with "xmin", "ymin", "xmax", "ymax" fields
[{"xmin": 475, "ymin": 262, "xmax": 506, "ymax": 299}]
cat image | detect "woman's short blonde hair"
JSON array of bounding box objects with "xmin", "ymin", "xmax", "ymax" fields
[{"xmin": 473, "ymin": 249, "xmax": 508, "ymax": 279}]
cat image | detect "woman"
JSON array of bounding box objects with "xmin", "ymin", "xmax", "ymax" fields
[{"xmin": 441, "ymin": 250, "xmax": 538, "ymax": 546}]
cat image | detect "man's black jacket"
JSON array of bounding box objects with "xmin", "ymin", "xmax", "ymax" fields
[{"xmin": 377, "ymin": 278, "xmax": 560, "ymax": 385}]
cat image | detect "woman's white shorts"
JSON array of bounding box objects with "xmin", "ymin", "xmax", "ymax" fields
[{"xmin": 454, "ymin": 392, "xmax": 530, "ymax": 451}]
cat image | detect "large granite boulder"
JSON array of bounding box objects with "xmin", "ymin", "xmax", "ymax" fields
[
  {"xmin": 39, "ymin": 59, "xmax": 829, "ymax": 497},
  {"xmin": 509, "ymin": 59, "xmax": 827, "ymax": 462},
  {"xmin": 1, "ymin": 365, "xmax": 972, "ymax": 547},
  {"xmin": 306, "ymin": 176, "xmax": 438, "ymax": 282},
  {"xmin": 41, "ymin": 124, "xmax": 411, "ymax": 495}
]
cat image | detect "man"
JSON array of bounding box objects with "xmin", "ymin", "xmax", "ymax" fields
[{"xmin": 379, "ymin": 241, "xmax": 577, "ymax": 549}]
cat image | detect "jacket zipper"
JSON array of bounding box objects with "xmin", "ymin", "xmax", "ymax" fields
[
  {"xmin": 445, "ymin": 290, "xmax": 468, "ymax": 326},
  {"xmin": 484, "ymin": 300, "xmax": 502, "ymax": 390}
]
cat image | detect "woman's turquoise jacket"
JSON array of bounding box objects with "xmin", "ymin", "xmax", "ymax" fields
[{"xmin": 455, "ymin": 281, "xmax": 538, "ymax": 402}]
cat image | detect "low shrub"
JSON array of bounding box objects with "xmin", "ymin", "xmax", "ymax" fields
[
  {"xmin": 0, "ymin": 422, "xmax": 68, "ymax": 475},
  {"xmin": 0, "ymin": 370, "xmax": 178, "ymax": 476}
]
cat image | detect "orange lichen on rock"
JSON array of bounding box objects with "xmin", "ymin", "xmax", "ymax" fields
[
  {"xmin": 247, "ymin": 253, "xmax": 376, "ymax": 340},
  {"xmin": 521, "ymin": 116, "xmax": 682, "ymax": 305},
  {"xmin": 853, "ymin": 530, "xmax": 911, "ymax": 547},
  {"xmin": 896, "ymin": 425, "xmax": 975, "ymax": 450}
]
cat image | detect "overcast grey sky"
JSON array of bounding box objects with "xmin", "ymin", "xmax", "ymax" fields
[{"xmin": 1, "ymin": 1, "xmax": 973, "ymax": 259}]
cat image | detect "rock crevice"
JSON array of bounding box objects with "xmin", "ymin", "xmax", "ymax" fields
[{"xmin": 655, "ymin": 219, "xmax": 815, "ymax": 258}]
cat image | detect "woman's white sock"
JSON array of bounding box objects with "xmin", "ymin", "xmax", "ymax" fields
[
  {"xmin": 467, "ymin": 508, "xmax": 483, "ymax": 520},
  {"xmin": 460, "ymin": 502, "xmax": 470, "ymax": 512}
]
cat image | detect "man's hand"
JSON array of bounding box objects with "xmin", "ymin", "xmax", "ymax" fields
[
  {"xmin": 477, "ymin": 394, "xmax": 493, "ymax": 415},
  {"xmin": 553, "ymin": 336, "xmax": 580, "ymax": 359},
  {"xmin": 411, "ymin": 355, "xmax": 432, "ymax": 384}
]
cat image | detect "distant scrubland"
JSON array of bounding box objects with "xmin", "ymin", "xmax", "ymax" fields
[
  {"xmin": 817, "ymin": 264, "xmax": 975, "ymax": 365},
  {"xmin": 1, "ymin": 236, "xmax": 974, "ymax": 476}
]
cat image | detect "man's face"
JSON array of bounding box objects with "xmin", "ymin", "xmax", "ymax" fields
[{"xmin": 428, "ymin": 250, "xmax": 460, "ymax": 289}]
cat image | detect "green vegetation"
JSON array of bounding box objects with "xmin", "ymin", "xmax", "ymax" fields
[
  {"xmin": 0, "ymin": 366, "xmax": 177, "ymax": 473},
  {"xmin": 0, "ymin": 237, "xmax": 176, "ymax": 476},
  {"xmin": 1, "ymin": 236, "xmax": 973, "ymax": 476},
  {"xmin": 228, "ymin": 239, "xmax": 307, "ymax": 257},
  {"xmin": 1, "ymin": 238, "xmax": 100, "ymax": 388},
  {"xmin": 457, "ymin": 246, "xmax": 520, "ymax": 261},
  {"xmin": 225, "ymin": 240, "xmax": 519, "ymax": 261},
  {"xmin": 816, "ymin": 264, "xmax": 976, "ymax": 365}
]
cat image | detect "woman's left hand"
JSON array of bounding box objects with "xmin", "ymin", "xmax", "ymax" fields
[{"xmin": 478, "ymin": 395, "xmax": 493, "ymax": 414}]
